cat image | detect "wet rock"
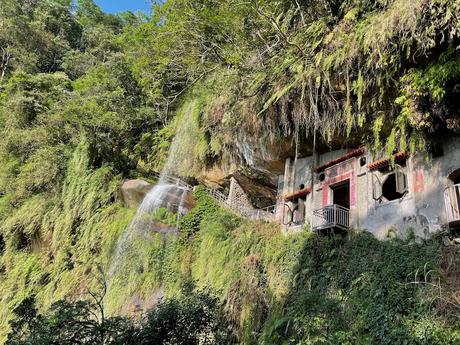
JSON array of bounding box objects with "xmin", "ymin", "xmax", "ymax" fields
[
  {"xmin": 442, "ymin": 237, "xmax": 452, "ymax": 246},
  {"xmin": 121, "ymin": 179, "xmax": 153, "ymax": 208},
  {"xmin": 152, "ymin": 186, "xmax": 196, "ymax": 214}
]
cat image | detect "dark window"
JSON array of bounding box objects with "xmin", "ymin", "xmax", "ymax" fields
[
  {"xmin": 450, "ymin": 169, "xmax": 460, "ymax": 184},
  {"xmin": 382, "ymin": 174, "xmax": 405, "ymax": 201},
  {"xmin": 431, "ymin": 143, "xmax": 444, "ymax": 159},
  {"xmin": 318, "ymin": 173, "xmax": 325, "ymax": 182},
  {"xmin": 360, "ymin": 157, "xmax": 367, "ymax": 167},
  {"xmin": 299, "ymin": 184, "xmax": 305, "ymax": 190}
]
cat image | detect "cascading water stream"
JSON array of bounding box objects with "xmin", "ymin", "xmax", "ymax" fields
[
  {"xmin": 107, "ymin": 102, "xmax": 198, "ymax": 282},
  {"xmin": 108, "ymin": 183, "xmax": 187, "ymax": 278}
]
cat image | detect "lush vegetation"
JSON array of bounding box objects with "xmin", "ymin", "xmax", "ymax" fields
[
  {"xmin": 1, "ymin": 0, "xmax": 460, "ymax": 344},
  {"xmin": 5, "ymin": 188, "xmax": 460, "ymax": 344},
  {"xmin": 6, "ymin": 285, "xmax": 229, "ymax": 345}
]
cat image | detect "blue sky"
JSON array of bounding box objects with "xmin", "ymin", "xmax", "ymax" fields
[{"xmin": 94, "ymin": 0, "xmax": 153, "ymax": 14}]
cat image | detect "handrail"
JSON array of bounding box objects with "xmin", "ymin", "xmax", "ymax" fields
[
  {"xmin": 312, "ymin": 204, "xmax": 350, "ymax": 231},
  {"xmin": 207, "ymin": 187, "xmax": 275, "ymax": 221},
  {"xmin": 152, "ymin": 172, "xmax": 192, "ymax": 190},
  {"xmin": 150, "ymin": 173, "xmax": 275, "ymax": 222}
]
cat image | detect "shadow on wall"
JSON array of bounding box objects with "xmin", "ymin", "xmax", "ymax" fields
[{"xmin": 359, "ymin": 160, "xmax": 449, "ymax": 240}]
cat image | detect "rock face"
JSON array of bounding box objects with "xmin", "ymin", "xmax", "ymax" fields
[
  {"xmin": 148, "ymin": 185, "xmax": 196, "ymax": 214},
  {"xmin": 120, "ymin": 179, "xmax": 154, "ymax": 208},
  {"xmin": 199, "ymin": 133, "xmax": 293, "ymax": 207},
  {"xmin": 121, "ymin": 179, "xmax": 196, "ymax": 212}
]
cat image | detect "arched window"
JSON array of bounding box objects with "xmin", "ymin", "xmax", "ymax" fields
[
  {"xmin": 445, "ymin": 168, "xmax": 460, "ymax": 223},
  {"xmin": 382, "ymin": 174, "xmax": 405, "ymax": 201},
  {"xmin": 448, "ymin": 169, "xmax": 460, "ymax": 185}
]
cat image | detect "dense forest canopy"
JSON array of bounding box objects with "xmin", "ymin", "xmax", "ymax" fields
[
  {"xmin": 0, "ymin": 0, "xmax": 460, "ymax": 344},
  {"xmin": 1, "ymin": 1, "xmax": 459, "ymax": 185}
]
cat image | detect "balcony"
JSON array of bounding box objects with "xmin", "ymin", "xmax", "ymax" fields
[
  {"xmin": 444, "ymin": 184, "xmax": 460, "ymax": 226},
  {"xmin": 312, "ymin": 204, "xmax": 350, "ymax": 232}
]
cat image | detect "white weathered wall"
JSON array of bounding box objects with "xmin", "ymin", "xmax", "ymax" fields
[
  {"xmin": 362, "ymin": 136, "xmax": 460, "ymax": 239},
  {"xmin": 276, "ymin": 134, "xmax": 460, "ymax": 238},
  {"xmin": 361, "ymin": 157, "xmax": 417, "ymax": 239}
]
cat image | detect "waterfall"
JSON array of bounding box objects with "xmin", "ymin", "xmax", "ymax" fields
[
  {"xmin": 107, "ymin": 102, "xmax": 198, "ymax": 280},
  {"xmin": 108, "ymin": 183, "xmax": 187, "ymax": 278}
]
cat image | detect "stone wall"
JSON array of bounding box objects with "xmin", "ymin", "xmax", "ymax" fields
[{"xmin": 227, "ymin": 177, "xmax": 254, "ymax": 211}]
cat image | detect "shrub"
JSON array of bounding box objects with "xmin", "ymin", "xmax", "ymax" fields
[{"xmin": 6, "ymin": 286, "xmax": 230, "ymax": 345}]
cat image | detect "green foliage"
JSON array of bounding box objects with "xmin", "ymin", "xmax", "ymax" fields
[
  {"xmin": 0, "ymin": 140, "xmax": 135, "ymax": 342},
  {"xmin": 153, "ymin": 208, "xmax": 178, "ymax": 228},
  {"xmin": 397, "ymin": 47, "xmax": 460, "ymax": 135},
  {"xmin": 6, "ymin": 287, "xmax": 229, "ymax": 345},
  {"xmin": 179, "ymin": 186, "xmax": 220, "ymax": 237},
  {"xmin": 138, "ymin": 283, "xmax": 230, "ymax": 345},
  {"xmin": 6, "ymin": 296, "xmax": 136, "ymax": 345},
  {"xmin": 2, "ymin": 180, "xmax": 460, "ymax": 344},
  {"xmin": 1, "ymin": 0, "xmax": 460, "ymax": 344},
  {"xmin": 260, "ymin": 233, "xmax": 460, "ymax": 345}
]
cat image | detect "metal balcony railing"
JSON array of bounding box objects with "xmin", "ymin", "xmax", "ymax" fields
[
  {"xmin": 444, "ymin": 184, "xmax": 460, "ymax": 223},
  {"xmin": 206, "ymin": 188, "xmax": 276, "ymax": 222},
  {"xmin": 312, "ymin": 204, "xmax": 350, "ymax": 231}
]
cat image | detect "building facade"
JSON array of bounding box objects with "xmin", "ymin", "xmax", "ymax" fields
[{"xmin": 275, "ymin": 135, "xmax": 460, "ymax": 239}]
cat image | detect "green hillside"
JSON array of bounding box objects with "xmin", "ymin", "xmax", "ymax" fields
[{"xmin": 0, "ymin": 0, "xmax": 460, "ymax": 344}]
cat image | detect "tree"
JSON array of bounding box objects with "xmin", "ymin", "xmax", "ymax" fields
[
  {"xmin": 6, "ymin": 271, "xmax": 137, "ymax": 345},
  {"xmin": 6, "ymin": 284, "xmax": 229, "ymax": 345},
  {"xmin": 137, "ymin": 282, "xmax": 230, "ymax": 345}
]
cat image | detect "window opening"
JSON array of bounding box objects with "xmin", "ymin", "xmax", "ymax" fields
[
  {"xmin": 318, "ymin": 173, "xmax": 326, "ymax": 182},
  {"xmin": 382, "ymin": 173, "xmax": 406, "ymax": 201},
  {"xmin": 293, "ymin": 197, "xmax": 306, "ymax": 225},
  {"xmin": 283, "ymin": 197, "xmax": 307, "ymax": 226},
  {"xmin": 373, "ymin": 164, "xmax": 408, "ymax": 202},
  {"xmin": 283, "ymin": 203, "xmax": 294, "ymax": 225},
  {"xmin": 431, "ymin": 143, "xmax": 444, "ymax": 159},
  {"xmin": 450, "ymin": 170, "xmax": 460, "ymax": 184},
  {"xmin": 382, "ymin": 174, "xmax": 405, "ymax": 201}
]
